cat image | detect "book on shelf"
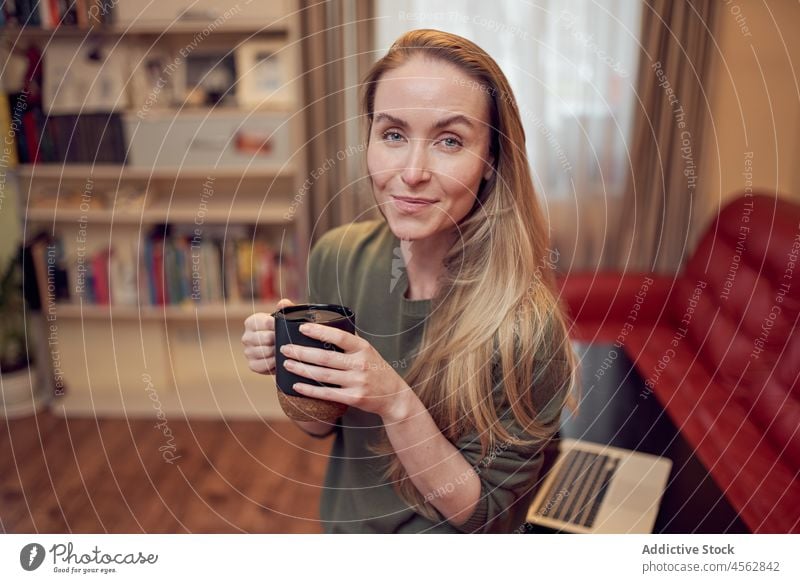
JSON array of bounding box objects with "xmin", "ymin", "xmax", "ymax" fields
[
  {"xmin": 24, "ymin": 232, "xmax": 71, "ymax": 309},
  {"xmin": 0, "ymin": 92, "xmax": 18, "ymax": 167},
  {"xmin": 1, "ymin": 1, "xmax": 41, "ymax": 27},
  {"xmin": 9, "ymin": 93, "xmax": 47, "ymax": 164},
  {"xmin": 89, "ymin": 247, "xmax": 111, "ymax": 304},
  {"xmin": 109, "ymin": 242, "xmax": 137, "ymax": 305}
]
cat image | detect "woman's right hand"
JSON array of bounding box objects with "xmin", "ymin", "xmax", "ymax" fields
[{"xmin": 242, "ymin": 298, "xmax": 295, "ymax": 375}]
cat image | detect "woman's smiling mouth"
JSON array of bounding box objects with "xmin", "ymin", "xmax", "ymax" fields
[{"xmin": 391, "ymin": 195, "xmax": 437, "ymax": 213}]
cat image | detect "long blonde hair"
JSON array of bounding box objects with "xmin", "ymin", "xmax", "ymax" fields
[{"xmin": 363, "ymin": 29, "xmax": 579, "ymax": 522}]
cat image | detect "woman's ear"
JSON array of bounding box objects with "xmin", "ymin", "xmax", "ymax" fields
[{"xmin": 483, "ymin": 153, "xmax": 495, "ymax": 180}]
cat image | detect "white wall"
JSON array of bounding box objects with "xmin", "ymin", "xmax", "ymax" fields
[{"xmin": 697, "ymin": 0, "xmax": 800, "ymax": 232}]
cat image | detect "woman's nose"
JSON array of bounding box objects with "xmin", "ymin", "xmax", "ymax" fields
[{"xmin": 401, "ymin": 139, "xmax": 431, "ymax": 185}]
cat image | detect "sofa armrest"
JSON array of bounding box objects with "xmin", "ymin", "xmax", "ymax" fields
[{"xmin": 556, "ymin": 271, "xmax": 676, "ymax": 326}]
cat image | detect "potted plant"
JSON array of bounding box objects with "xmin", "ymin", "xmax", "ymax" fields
[{"xmin": 0, "ymin": 244, "xmax": 43, "ymax": 418}]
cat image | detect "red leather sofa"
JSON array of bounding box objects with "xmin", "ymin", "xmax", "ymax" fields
[{"xmin": 557, "ymin": 192, "xmax": 800, "ymax": 533}]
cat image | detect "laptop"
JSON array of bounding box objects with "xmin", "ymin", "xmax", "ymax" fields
[{"xmin": 526, "ymin": 438, "xmax": 672, "ymax": 533}]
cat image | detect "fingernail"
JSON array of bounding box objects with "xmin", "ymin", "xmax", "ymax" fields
[{"xmin": 299, "ymin": 324, "xmax": 310, "ymax": 332}]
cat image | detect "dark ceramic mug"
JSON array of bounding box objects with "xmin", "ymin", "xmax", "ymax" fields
[{"xmin": 272, "ymin": 303, "xmax": 356, "ymax": 397}]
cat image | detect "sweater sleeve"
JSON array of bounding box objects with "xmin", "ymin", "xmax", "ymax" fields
[
  {"xmin": 446, "ymin": 408, "xmax": 552, "ymax": 533},
  {"xmin": 445, "ymin": 331, "xmax": 572, "ymax": 533}
]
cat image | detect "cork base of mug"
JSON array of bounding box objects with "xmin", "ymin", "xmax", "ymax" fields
[{"xmin": 277, "ymin": 390, "xmax": 347, "ymax": 423}]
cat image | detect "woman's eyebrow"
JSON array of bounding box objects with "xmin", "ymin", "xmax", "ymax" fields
[
  {"xmin": 373, "ymin": 112, "xmax": 476, "ymax": 131},
  {"xmin": 432, "ymin": 114, "xmax": 476, "ymax": 131}
]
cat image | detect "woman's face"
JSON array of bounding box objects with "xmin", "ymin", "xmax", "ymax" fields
[{"xmin": 367, "ymin": 57, "xmax": 495, "ymax": 243}]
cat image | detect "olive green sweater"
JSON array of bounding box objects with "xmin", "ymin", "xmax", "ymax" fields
[{"xmin": 305, "ymin": 219, "xmax": 569, "ymax": 533}]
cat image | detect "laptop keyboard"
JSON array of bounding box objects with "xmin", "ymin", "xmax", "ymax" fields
[{"xmin": 533, "ymin": 448, "xmax": 620, "ymax": 529}]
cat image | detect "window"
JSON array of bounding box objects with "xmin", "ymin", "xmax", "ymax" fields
[{"xmin": 376, "ymin": 0, "xmax": 642, "ymax": 201}]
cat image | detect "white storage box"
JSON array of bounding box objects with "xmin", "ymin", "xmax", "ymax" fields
[
  {"xmin": 113, "ymin": 0, "xmax": 290, "ymax": 30},
  {"xmin": 123, "ymin": 111, "xmax": 294, "ymax": 169}
]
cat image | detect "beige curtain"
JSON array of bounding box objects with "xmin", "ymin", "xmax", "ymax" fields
[
  {"xmin": 300, "ymin": 0, "xmax": 380, "ymax": 245},
  {"xmin": 603, "ymin": 0, "xmax": 716, "ymax": 273}
]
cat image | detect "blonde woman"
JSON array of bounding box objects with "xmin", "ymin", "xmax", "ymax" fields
[{"xmin": 242, "ymin": 29, "xmax": 578, "ymax": 533}]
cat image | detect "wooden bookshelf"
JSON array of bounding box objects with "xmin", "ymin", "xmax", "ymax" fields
[
  {"xmin": 17, "ymin": 163, "xmax": 296, "ymax": 181},
  {"xmin": 48, "ymin": 302, "xmax": 277, "ymax": 321},
  {"xmin": 0, "ymin": 1, "xmax": 294, "ymax": 38},
  {"xmin": 0, "ymin": 23, "xmax": 291, "ymax": 38},
  {"xmin": 12, "ymin": 1, "xmax": 309, "ymax": 419},
  {"xmin": 26, "ymin": 204, "xmax": 294, "ymax": 225}
]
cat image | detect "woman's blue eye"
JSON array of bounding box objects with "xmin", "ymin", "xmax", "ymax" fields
[
  {"xmin": 441, "ymin": 136, "xmax": 462, "ymax": 149},
  {"xmin": 382, "ymin": 131, "xmax": 403, "ymax": 142}
]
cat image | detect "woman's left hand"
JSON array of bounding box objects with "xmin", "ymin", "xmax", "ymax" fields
[{"xmin": 280, "ymin": 322, "xmax": 416, "ymax": 423}]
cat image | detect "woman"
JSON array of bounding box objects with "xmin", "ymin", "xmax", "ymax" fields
[{"xmin": 242, "ymin": 29, "xmax": 578, "ymax": 533}]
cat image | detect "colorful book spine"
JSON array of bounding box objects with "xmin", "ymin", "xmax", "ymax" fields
[
  {"xmin": 90, "ymin": 248, "xmax": 110, "ymax": 304},
  {"xmin": 152, "ymin": 237, "xmax": 165, "ymax": 305}
]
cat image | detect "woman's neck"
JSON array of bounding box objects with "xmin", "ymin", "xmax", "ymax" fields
[{"xmin": 399, "ymin": 231, "xmax": 454, "ymax": 301}]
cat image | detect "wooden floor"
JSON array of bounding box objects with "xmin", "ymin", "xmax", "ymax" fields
[{"xmin": 0, "ymin": 411, "xmax": 334, "ymax": 533}]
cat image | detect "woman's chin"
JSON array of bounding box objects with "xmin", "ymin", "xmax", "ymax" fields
[{"xmin": 384, "ymin": 215, "xmax": 432, "ymax": 241}]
